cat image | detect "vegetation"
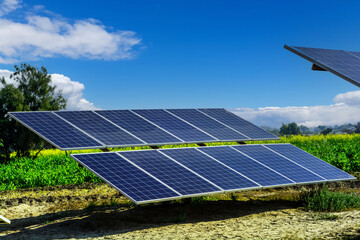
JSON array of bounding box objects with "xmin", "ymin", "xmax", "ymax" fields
[
  {"xmin": 0, "ymin": 64, "xmax": 66, "ymax": 162},
  {"xmin": 279, "ymin": 122, "xmax": 301, "ymax": 136},
  {"xmin": 0, "ymin": 134, "xmax": 359, "ymax": 191},
  {"xmin": 305, "ymin": 188, "xmax": 360, "ymax": 212}
]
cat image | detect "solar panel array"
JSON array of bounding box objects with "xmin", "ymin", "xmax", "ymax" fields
[
  {"xmin": 71, "ymin": 144, "xmax": 356, "ymax": 204},
  {"xmin": 9, "ymin": 109, "xmax": 278, "ymax": 150},
  {"xmin": 285, "ymin": 45, "xmax": 360, "ymax": 87}
]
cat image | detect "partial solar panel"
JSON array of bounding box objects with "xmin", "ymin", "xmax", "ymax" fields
[
  {"xmin": 133, "ymin": 109, "xmax": 216, "ymax": 142},
  {"xmin": 285, "ymin": 45, "xmax": 360, "ymax": 87},
  {"xmin": 71, "ymin": 144, "xmax": 355, "ymax": 204},
  {"xmin": 55, "ymin": 111, "xmax": 144, "ymax": 147},
  {"xmin": 167, "ymin": 109, "xmax": 249, "ymax": 141},
  {"xmin": 266, "ymin": 144, "xmax": 355, "ymax": 181},
  {"xmin": 71, "ymin": 152, "xmax": 180, "ymax": 204},
  {"xmin": 9, "ymin": 112, "xmax": 104, "ymax": 150},
  {"xmin": 198, "ymin": 108, "xmax": 279, "ymax": 140}
]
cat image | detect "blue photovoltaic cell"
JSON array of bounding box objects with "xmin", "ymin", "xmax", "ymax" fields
[
  {"xmin": 72, "ymin": 152, "xmax": 180, "ymax": 203},
  {"xmin": 233, "ymin": 145, "xmax": 323, "ymax": 183},
  {"xmin": 266, "ymin": 144, "xmax": 356, "ymax": 181},
  {"xmin": 200, "ymin": 146, "xmax": 292, "ymax": 186},
  {"xmin": 167, "ymin": 109, "xmax": 248, "ymax": 141},
  {"xmin": 95, "ymin": 110, "xmax": 181, "ymax": 144},
  {"xmin": 55, "ymin": 111, "xmax": 143, "ymax": 146},
  {"xmin": 199, "ymin": 108, "xmax": 278, "ymax": 140},
  {"xmin": 286, "ymin": 45, "xmax": 360, "ymax": 87},
  {"xmin": 10, "ymin": 112, "xmax": 103, "ymax": 150},
  {"xmin": 133, "ymin": 109, "xmax": 216, "ymax": 142},
  {"xmin": 162, "ymin": 148, "xmax": 259, "ymax": 190},
  {"xmin": 118, "ymin": 150, "xmax": 222, "ymax": 195}
]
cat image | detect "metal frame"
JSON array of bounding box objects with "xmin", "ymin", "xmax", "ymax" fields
[
  {"xmin": 0, "ymin": 214, "xmax": 10, "ymax": 224},
  {"xmin": 9, "ymin": 108, "xmax": 280, "ymax": 151},
  {"xmin": 284, "ymin": 45, "xmax": 360, "ymax": 88},
  {"xmin": 70, "ymin": 143, "xmax": 356, "ymax": 205}
]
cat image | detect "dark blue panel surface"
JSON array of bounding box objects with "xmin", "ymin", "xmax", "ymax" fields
[
  {"xmin": 266, "ymin": 144, "xmax": 356, "ymax": 181},
  {"xmin": 96, "ymin": 110, "xmax": 181, "ymax": 144},
  {"xmin": 162, "ymin": 148, "xmax": 259, "ymax": 190},
  {"xmin": 200, "ymin": 146, "xmax": 292, "ymax": 186},
  {"xmin": 55, "ymin": 111, "xmax": 143, "ymax": 146},
  {"xmin": 167, "ymin": 109, "xmax": 248, "ymax": 141},
  {"xmin": 133, "ymin": 109, "xmax": 216, "ymax": 142},
  {"xmin": 72, "ymin": 152, "xmax": 179, "ymax": 203},
  {"xmin": 199, "ymin": 109, "xmax": 278, "ymax": 140},
  {"xmin": 233, "ymin": 145, "xmax": 323, "ymax": 183},
  {"xmin": 286, "ymin": 46, "xmax": 360, "ymax": 87},
  {"xmin": 119, "ymin": 150, "xmax": 222, "ymax": 195},
  {"xmin": 10, "ymin": 112, "xmax": 103, "ymax": 150}
]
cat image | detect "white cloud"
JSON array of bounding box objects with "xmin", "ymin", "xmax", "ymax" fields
[
  {"xmin": 0, "ymin": 70, "xmax": 98, "ymax": 110},
  {"xmin": 0, "ymin": 2, "xmax": 141, "ymax": 63},
  {"xmin": 231, "ymin": 91, "xmax": 360, "ymax": 128}
]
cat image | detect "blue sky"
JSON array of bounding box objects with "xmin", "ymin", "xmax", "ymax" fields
[{"xmin": 0, "ymin": 0, "xmax": 360, "ymax": 127}]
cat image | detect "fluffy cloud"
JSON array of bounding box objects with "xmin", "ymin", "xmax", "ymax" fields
[
  {"xmin": 0, "ymin": 1, "xmax": 141, "ymax": 63},
  {"xmin": 231, "ymin": 91, "xmax": 360, "ymax": 128},
  {"xmin": 0, "ymin": 70, "xmax": 98, "ymax": 110}
]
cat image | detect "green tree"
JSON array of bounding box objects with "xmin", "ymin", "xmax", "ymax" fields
[
  {"xmin": 355, "ymin": 122, "xmax": 360, "ymax": 134},
  {"xmin": 279, "ymin": 122, "xmax": 301, "ymax": 136},
  {"xmin": 0, "ymin": 64, "xmax": 66, "ymax": 162},
  {"xmin": 320, "ymin": 128, "xmax": 332, "ymax": 135}
]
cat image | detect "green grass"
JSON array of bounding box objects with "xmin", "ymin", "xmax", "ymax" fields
[
  {"xmin": 305, "ymin": 189, "xmax": 360, "ymax": 212},
  {"xmin": 0, "ymin": 134, "xmax": 359, "ymax": 191}
]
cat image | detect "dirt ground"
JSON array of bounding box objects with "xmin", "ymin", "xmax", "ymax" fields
[{"xmin": 1, "ymin": 182, "xmax": 360, "ymax": 240}]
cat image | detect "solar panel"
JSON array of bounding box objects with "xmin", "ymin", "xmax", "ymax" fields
[
  {"xmin": 266, "ymin": 144, "xmax": 355, "ymax": 181},
  {"xmin": 198, "ymin": 108, "xmax": 279, "ymax": 140},
  {"xmin": 167, "ymin": 109, "xmax": 249, "ymax": 141},
  {"xmin": 71, "ymin": 152, "xmax": 180, "ymax": 204},
  {"xmin": 132, "ymin": 109, "xmax": 216, "ymax": 142},
  {"xmin": 285, "ymin": 45, "xmax": 360, "ymax": 87},
  {"xmin": 9, "ymin": 112, "xmax": 104, "ymax": 150},
  {"xmin": 95, "ymin": 110, "xmax": 181, "ymax": 145},
  {"xmin": 55, "ymin": 111, "xmax": 144, "ymax": 147},
  {"xmin": 71, "ymin": 144, "xmax": 355, "ymax": 204}
]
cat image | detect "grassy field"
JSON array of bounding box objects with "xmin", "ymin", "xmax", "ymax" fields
[{"xmin": 0, "ymin": 134, "xmax": 359, "ymax": 191}]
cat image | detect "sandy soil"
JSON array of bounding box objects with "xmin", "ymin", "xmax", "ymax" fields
[{"xmin": 0, "ymin": 182, "xmax": 360, "ymax": 240}]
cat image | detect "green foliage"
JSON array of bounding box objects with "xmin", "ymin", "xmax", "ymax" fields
[
  {"xmin": 320, "ymin": 128, "xmax": 332, "ymax": 135},
  {"xmin": 309, "ymin": 213, "xmax": 339, "ymax": 220},
  {"xmin": 305, "ymin": 189, "xmax": 360, "ymax": 212},
  {"xmin": 355, "ymin": 122, "xmax": 360, "ymax": 134},
  {"xmin": 279, "ymin": 122, "xmax": 301, "ymax": 136},
  {"xmin": 0, "ymin": 64, "xmax": 66, "ymax": 162}
]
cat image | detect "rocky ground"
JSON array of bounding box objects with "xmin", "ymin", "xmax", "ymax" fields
[{"xmin": 0, "ymin": 182, "xmax": 360, "ymax": 239}]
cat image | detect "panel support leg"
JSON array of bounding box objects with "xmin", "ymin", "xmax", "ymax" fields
[
  {"xmin": 149, "ymin": 146, "xmax": 159, "ymax": 149},
  {"xmin": 101, "ymin": 148, "xmax": 110, "ymax": 152},
  {"xmin": 237, "ymin": 141, "xmax": 246, "ymax": 145},
  {"xmin": 197, "ymin": 143, "xmax": 207, "ymax": 147}
]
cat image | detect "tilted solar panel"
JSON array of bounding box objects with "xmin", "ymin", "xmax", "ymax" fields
[
  {"xmin": 285, "ymin": 45, "xmax": 360, "ymax": 87},
  {"xmin": 71, "ymin": 144, "xmax": 356, "ymax": 204}
]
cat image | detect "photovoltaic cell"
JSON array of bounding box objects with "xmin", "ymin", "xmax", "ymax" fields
[
  {"xmin": 233, "ymin": 145, "xmax": 324, "ymax": 183},
  {"xmin": 266, "ymin": 144, "xmax": 356, "ymax": 181},
  {"xmin": 95, "ymin": 110, "xmax": 181, "ymax": 144},
  {"xmin": 118, "ymin": 150, "xmax": 222, "ymax": 196},
  {"xmin": 55, "ymin": 111, "xmax": 143, "ymax": 146},
  {"xmin": 133, "ymin": 109, "xmax": 216, "ymax": 142},
  {"xmin": 167, "ymin": 109, "xmax": 248, "ymax": 141},
  {"xmin": 71, "ymin": 152, "xmax": 180, "ymax": 203},
  {"xmin": 285, "ymin": 45, "xmax": 360, "ymax": 87},
  {"xmin": 9, "ymin": 112, "xmax": 103, "ymax": 150},
  {"xmin": 162, "ymin": 148, "xmax": 259, "ymax": 190},
  {"xmin": 200, "ymin": 146, "xmax": 292, "ymax": 186},
  {"xmin": 199, "ymin": 108, "xmax": 278, "ymax": 140}
]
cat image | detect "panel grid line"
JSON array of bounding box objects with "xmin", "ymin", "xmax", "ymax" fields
[
  {"xmin": 262, "ymin": 145, "xmax": 327, "ymax": 181},
  {"xmin": 195, "ymin": 147, "xmax": 262, "ymax": 187},
  {"xmin": 230, "ymin": 146, "xmax": 296, "ymax": 184},
  {"xmin": 195, "ymin": 109, "xmax": 251, "ymax": 139},
  {"xmin": 163, "ymin": 109, "xmax": 220, "ymax": 141},
  {"xmin": 129, "ymin": 110, "xmax": 185, "ymax": 143},
  {"xmin": 115, "ymin": 152, "xmax": 183, "ymax": 196},
  {"xmin": 158, "ymin": 150, "xmax": 225, "ymax": 191}
]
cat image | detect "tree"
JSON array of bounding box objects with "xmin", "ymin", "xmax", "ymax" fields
[
  {"xmin": 0, "ymin": 64, "xmax": 66, "ymax": 162},
  {"xmin": 320, "ymin": 128, "xmax": 332, "ymax": 135},
  {"xmin": 355, "ymin": 122, "xmax": 360, "ymax": 134},
  {"xmin": 279, "ymin": 122, "xmax": 301, "ymax": 136}
]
